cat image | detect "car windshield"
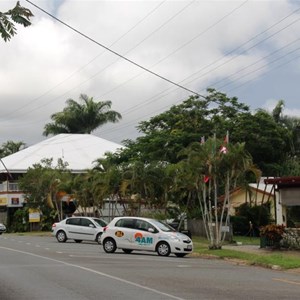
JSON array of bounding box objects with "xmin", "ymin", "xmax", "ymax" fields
[
  {"xmin": 150, "ymin": 219, "xmax": 176, "ymax": 232},
  {"xmin": 93, "ymin": 218, "xmax": 107, "ymax": 227}
]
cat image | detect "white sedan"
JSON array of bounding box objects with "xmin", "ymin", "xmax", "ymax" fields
[
  {"xmin": 101, "ymin": 217, "xmax": 193, "ymax": 257},
  {"xmin": 52, "ymin": 216, "xmax": 107, "ymax": 244}
]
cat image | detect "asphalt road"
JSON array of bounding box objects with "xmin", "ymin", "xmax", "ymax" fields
[{"xmin": 0, "ymin": 235, "xmax": 300, "ymax": 300}]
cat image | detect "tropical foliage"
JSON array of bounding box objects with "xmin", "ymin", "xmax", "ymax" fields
[
  {"xmin": 0, "ymin": 140, "xmax": 26, "ymax": 158},
  {"xmin": 43, "ymin": 94, "xmax": 122, "ymax": 136},
  {"xmin": 0, "ymin": 1, "xmax": 33, "ymax": 42},
  {"xmin": 5, "ymin": 89, "xmax": 300, "ymax": 249}
]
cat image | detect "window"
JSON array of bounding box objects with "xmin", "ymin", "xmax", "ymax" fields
[
  {"xmin": 115, "ymin": 218, "xmax": 136, "ymax": 229},
  {"xmin": 135, "ymin": 220, "xmax": 149, "ymax": 231},
  {"xmin": 66, "ymin": 218, "xmax": 81, "ymax": 226},
  {"xmin": 93, "ymin": 218, "xmax": 107, "ymax": 227},
  {"xmin": 81, "ymin": 218, "xmax": 94, "ymax": 227}
]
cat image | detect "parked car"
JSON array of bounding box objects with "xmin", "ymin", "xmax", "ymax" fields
[
  {"xmin": 52, "ymin": 216, "xmax": 107, "ymax": 244},
  {"xmin": 101, "ymin": 217, "xmax": 193, "ymax": 257},
  {"xmin": 0, "ymin": 223, "xmax": 6, "ymax": 234}
]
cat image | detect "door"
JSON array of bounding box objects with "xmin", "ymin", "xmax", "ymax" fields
[{"xmin": 133, "ymin": 219, "xmax": 157, "ymax": 251}]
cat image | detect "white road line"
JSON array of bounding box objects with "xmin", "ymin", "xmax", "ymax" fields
[
  {"xmin": 273, "ymin": 278, "xmax": 300, "ymax": 286},
  {"xmin": 0, "ymin": 246, "xmax": 186, "ymax": 300}
]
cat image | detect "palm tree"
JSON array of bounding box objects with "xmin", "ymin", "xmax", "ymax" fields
[
  {"xmin": 43, "ymin": 94, "xmax": 122, "ymax": 136},
  {"xmin": 0, "ymin": 1, "xmax": 33, "ymax": 42},
  {"xmin": 177, "ymin": 137, "xmax": 260, "ymax": 249}
]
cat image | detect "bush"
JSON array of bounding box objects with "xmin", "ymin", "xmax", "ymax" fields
[{"xmin": 260, "ymin": 224, "xmax": 285, "ymax": 248}]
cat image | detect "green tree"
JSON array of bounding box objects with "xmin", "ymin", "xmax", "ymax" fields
[
  {"xmin": 0, "ymin": 1, "xmax": 33, "ymax": 42},
  {"xmin": 177, "ymin": 137, "xmax": 260, "ymax": 249},
  {"xmin": 18, "ymin": 158, "xmax": 72, "ymax": 225},
  {"xmin": 121, "ymin": 89, "xmax": 249, "ymax": 164},
  {"xmin": 230, "ymin": 109, "xmax": 290, "ymax": 175},
  {"xmin": 0, "ymin": 140, "xmax": 26, "ymax": 158},
  {"xmin": 43, "ymin": 94, "xmax": 122, "ymax": 136}
]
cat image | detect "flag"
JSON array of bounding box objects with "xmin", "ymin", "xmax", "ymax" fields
[
  {"xmin": 220, "ymin": 132, "xmax": 229, "ymax": 154},
  {"xmin": 203, "ymin": 175, "xmax": 210, "ymax": 183}
]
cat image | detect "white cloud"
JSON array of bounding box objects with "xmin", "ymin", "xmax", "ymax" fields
[{"xmin": 0, "ymin": 0, "xmax": 300, "ymax": 146}]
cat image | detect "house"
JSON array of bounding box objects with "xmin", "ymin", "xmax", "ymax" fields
[
  {"xmin": 0, "ymin": 134, "xmax": 123, "ymax": 224},
  {"xmin": 264, "ymin": 176, "xmax": 300, "ymax": 227},
  {"xmin": 228, "ymin": 179, "xmax": 287, "ymax": 225}
]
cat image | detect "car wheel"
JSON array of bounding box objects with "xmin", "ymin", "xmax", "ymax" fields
[
  {"xmin": 96, "ymin": 233, "xmax": 102, "ymax": 244},
  {"xmin": 56, "ymin": 230, "xmax": 67, "ymax": 243},
  {"xmin": 74, "ymin": 240, "xmax": 82, "ymax": 243},
  {"xmin": 175, "ymin": 253, "xmax": 187, "ymax": 258},
  {"xmin": 103, "ymin": 238, "xmax": 117, "ymax": 253},
  {"xmin": 122, "ymin": 249, "xmax": 133, "ymax": 254},
  {"xmin": 156, "ymin": 241, "xmax": 171, "ymax": 256}
]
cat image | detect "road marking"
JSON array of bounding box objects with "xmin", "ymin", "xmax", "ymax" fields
[
  {"xmin": 273, "ymin": 278, "xmax": 300, "ymax": 286},
  {"xmin": 0, "ymin": 246, "xmax": 186, "ymax": 300}
]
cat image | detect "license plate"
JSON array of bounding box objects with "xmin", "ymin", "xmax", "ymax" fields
[{"xmin": 187, "ymin": 245, "xmax": 192, "ymax": 250}]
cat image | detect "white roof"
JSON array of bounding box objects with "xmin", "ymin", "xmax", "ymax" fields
[{"xmin": 0, "ymin": 134, "xmax": 123, "ymax": 173}]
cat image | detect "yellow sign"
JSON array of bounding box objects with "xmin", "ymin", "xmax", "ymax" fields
[
  {"xmin": 0, "ymin": 197, "xmax": 8, "ymax": 206},
  {"xmin": 29, "ymin": 208, "xmax": 41, "ymax": 223},
  {"xmin": 115, "ymin": 231, "xmax": 124, "ymax": 237}
]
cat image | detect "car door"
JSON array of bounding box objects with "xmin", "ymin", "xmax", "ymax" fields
[
  {"xmin": 133, "ymin": 219, "xmax": 157, "ymax": 251},
  {"xmin": 113, "ymin": 218, "xmax": 137, "ymax": 249},
  {"xmin": 65, "ymin": 217, "xmax": 81, "ymax": 239},
  {"xmin": 79, "ymin": 218, "xmax": 97, "ymax": 241}
]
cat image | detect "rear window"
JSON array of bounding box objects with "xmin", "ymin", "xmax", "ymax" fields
[
  {"xmin": 115, "ymin": 218, "xmax": 136, "ymax": 229},
  {"xmin": 66, "ymin": 218, "xmax": 81, "ymax": 226}
]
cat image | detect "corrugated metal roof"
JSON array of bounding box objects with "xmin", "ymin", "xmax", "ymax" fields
[
  {"xmin": 0, "ymin": 134, "xmax": 123, "ymax": 173},
  {"xmin": 264, "ymin": 177, "xmax": 300, "ymax": 188}
]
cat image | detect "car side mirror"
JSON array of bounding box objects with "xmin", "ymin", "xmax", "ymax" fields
[
  {"xmin": 89, "ymin": 224, "xmax": 95, "ymax": 228},
  {"xmin": 148, "ymin": 228, "xmax": 155, "ymax": 233}
]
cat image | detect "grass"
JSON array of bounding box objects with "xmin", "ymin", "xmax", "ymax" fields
[{"xmin": 192, "ymin": 236, "xmax": 300, "ymax": 270}]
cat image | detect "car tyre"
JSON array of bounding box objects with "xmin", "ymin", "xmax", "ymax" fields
[
  {"xmin": 96, "ymin": 233, "xmax": 102, "ymax": 244},
  {"xmin": 122, "ymin": 249, "xmax": 133, "ymax": 254},
  {"xmin": 175, "ymin": 253, "xmax": 187, "ymax": 257},
  {"xmin": 156, "ymin": 241, "xmax": 171, "ymax": 256},
  {"xmin": 56, "ymin": 230, "xmax": 67, "ymax": 243},
  {"xmin": 103, "ymin": 238, "xmax": 117, "ymax": 253}
]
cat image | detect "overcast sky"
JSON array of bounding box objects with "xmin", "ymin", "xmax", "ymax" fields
[{"xmin": 1, "ymin": 0, "xmax": 300, "ymax": 147}]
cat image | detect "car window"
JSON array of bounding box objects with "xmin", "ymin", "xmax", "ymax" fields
[
  {"xmin": 81, "ymin": 218, "xmax": 94, "ymax": 227},
  {"xmin": 135, "ymin": 220, "xmax": 156, "ymax": 232},
  {"xmin": 115, "ymin": 218, "xmax": 136, "ymax": 229},
  {"xmin": 66, "ymin": 218, "xmax": 81, "ymax": 226},
  {"xmin": 150, "ymin": 219, "xmax": 175, "ymax": 232},
  {"xmin": 93, "ymin": 218, "xmax": 107, "ymax": 227}
]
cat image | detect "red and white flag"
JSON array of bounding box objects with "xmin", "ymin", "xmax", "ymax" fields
[{"xmin": 220, "ymin": 132, "xmax": 229, "ymax": 154}]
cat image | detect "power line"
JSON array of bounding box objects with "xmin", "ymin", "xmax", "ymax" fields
[
  {"xmin": 2, "ymin": 1, "xmax": 168, "ymax": 119},
  {"xmin": 25, "ymin": 0, "xmax": 205, "ymax": 98}
]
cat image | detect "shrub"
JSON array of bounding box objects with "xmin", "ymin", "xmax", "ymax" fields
[{"xmin": 260, "ymin": 224, "xmax": 285, "ymax": 248}]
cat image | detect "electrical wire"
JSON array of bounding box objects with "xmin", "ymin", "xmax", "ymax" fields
[
  {"xmin": 25, "ymin": 0, "xmax": 205, "ymax": 98},
  {"xmin": 2, "ymin": 0, "xmax": 167, "ymax": 119}
]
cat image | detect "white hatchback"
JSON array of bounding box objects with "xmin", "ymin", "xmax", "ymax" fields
[
  {"xmin": 52, "ymin": 216, "xmax": 107, "ymax": 244},
  {"xmin": 101, "ymin": 217, "xmax": 193, "ymax": 257}
]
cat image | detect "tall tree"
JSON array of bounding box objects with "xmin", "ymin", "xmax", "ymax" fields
[
  {"xmin": 177, "ymin": 137, "xmax": 260, "ymax": 249},
  {"xmin": 0, "ymin": 1, "xmax": 33, "ymax": 42},
  {"xmin": 43, "ymin": 94, "xmax": 122, "ymax": 136}
]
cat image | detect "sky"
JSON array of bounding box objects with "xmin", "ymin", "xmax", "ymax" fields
[{"xmin": 1, "ymin": 0, "xmax": 300, "ymax": 147}]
